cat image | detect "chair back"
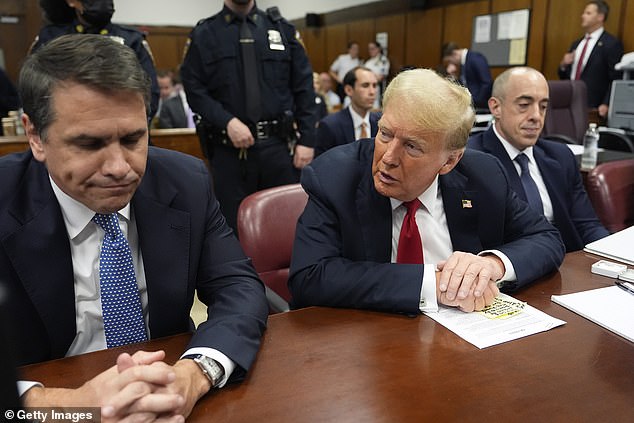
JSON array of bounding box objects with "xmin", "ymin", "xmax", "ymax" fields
[
  {"xmin": 237, "ymin": 184, "xmax": 308, "ymax": 311},
  {"xmin": 585, "ymin": 159, "xmax": 634, "ymax": 232},
  {"xmin": 543, "ymin": 80, "xmax": 589, "ymax": 144},
  {"xmin": 598, "ymin": 128, "xmax": 634, "ymax": 153}
]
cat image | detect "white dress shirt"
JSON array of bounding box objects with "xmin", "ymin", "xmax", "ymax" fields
[
  {"xmin": 18, "ymin": 177, "xmax": 235, "ymax": 396},
  {"xmin": 348, "ymin": 106, "xmax": 371, "ymax": 140},
  {"xmin": 571, "ymin": 27, "xmax": 603, "ymax": 80},
  {"xmin": 493, "ymin": 124, "xmax": 555, "ymax": 223},
  {"xmin": 330, "ymin": 53, "xmax": 362, "ymax": 82},
  {"xmin": 390, "ymin": 175, "xmax": 516, "ymax": 313}
]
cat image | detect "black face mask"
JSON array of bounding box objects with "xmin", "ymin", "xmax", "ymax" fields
[{"xmin": 81, "ymin": 0, "xmax": 114, "ymax": 29}]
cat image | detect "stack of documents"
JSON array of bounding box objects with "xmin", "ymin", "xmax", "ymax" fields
[{"xmin": 552, "ymin": 286, "xmax": 634, "ymax": 343}]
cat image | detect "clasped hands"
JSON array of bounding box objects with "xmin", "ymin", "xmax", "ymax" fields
[
  {"xmin": 435, "ymin": 251, "xmax": 503, "ymax": 312},
  {"xmin": 23, "ymin": 350, "xmax": 210, "ymax": 422}
]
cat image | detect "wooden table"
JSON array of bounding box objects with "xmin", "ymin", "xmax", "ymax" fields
[{"xmin": 19, "ymin": 251, "xmax": 634, "ymax": 422}]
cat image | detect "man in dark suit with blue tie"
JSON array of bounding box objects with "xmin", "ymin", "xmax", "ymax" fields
[
  {"xmin": 558, "ymin": 0, "xmax": 623, "ymax": 118},
  {"xmin": 468, "ymin": 67, "xmax": 609, "ymax": 252},
  {"xmin": 315, "ymin": 66, "xmax": 381, "ymax": 156},
  {"xmin": 443, "ymin": 42, "xmax": 492, "ymax": 110},
  {"xmin": 0, "ymin": 35, "xmax": 267, "ymax": 419},
  {"xmin": 289, "ymin": 69, "xmax": 564, "ymax": 315}
]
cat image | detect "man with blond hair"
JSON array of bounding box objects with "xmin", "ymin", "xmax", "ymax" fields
[{"xmin": 289, "ymin": 68, "xmax": 564, "ymax": 314}]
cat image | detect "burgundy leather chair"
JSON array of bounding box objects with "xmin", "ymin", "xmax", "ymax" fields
[
  {"xmin": 585, "ymin": 159, "xmax": 634, "ymax": 233},
  {"xmin": 237, "ymin": 184, "xmax": 308, "ymax": 313},
  {"xmin": 542, "ymin": 80, "xmax": 589, "ymax": 145}
]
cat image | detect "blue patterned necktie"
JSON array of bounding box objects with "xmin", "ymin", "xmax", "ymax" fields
[
  {"xmin": 93, "ymin": 213, "xmax": 147, "ymax": 348},
  {"xmin": 515, "ymin": 153, "xmax": 544, "ymax": 214}
]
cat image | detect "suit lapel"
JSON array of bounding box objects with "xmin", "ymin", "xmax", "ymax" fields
[
  {"xmin": 440, "ymin": 167, "xmax": 483, "ymax": 253},
  {"xmin": 584, "ymin": 32, "xmax": 605, "ymax": 70},
  {"xmin": 356, "ymin": 145, "xmax": 392, "ymax": 262},
  {"xmin": 481, "ymin": 128, "xmax": 526, "ymax": 201},
  {"xmin": 532, "ymin": 142, "xmax": 564, "ymax": 219},
  {"xmin": 370, "ymin": 112, "xmax": 380, "ymax": 137},
  {"xmin": 2, "ymin": 159, "xmax": 76, "ymax": 358},
  {"xmin": 133, "ymin": 160, "xmax": 192, "ymax": 337},
  {"xmin": 344, "ymin": 107, "xmax": 356, "ymax": 143}
]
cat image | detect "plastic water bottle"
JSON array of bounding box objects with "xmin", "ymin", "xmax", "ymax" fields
[{"xmin": 581, "ymin": 123, "xmax": 599, "ymax": 170}]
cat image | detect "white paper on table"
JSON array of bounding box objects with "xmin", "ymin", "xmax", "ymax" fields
[
  {"xmin": 552, "ymin": 286, "xmax": 634, "ymax": 343},
  {"xmin": 423, "ymin": 293, "xmax": 566, "ymax": 348}
]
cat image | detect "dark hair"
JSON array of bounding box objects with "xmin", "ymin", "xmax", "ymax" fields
[
  {"xmin": 343, "ymin": 66, "xmax": 373, "ymax": 88},
  {"xmin": 39, "ymin": 0, "xmax": 75, "ymax": 24},
  {"xmin": 19, "ymin": 34, "xmax": 151, "ymax": 139},
  {"xmin": 441, "ymin": 42, "xmax": 460, "ymax": 59},
  {"xmin": 369, "ymin": 40, "xmax": 382, "ymax": 53},
  {"xmin": 588, "ymin": 0, "xmax": 609, "ymax": 21},
  {"xmin": 347, "ymin": 41, "xmax": 359, "ymax": 49}
]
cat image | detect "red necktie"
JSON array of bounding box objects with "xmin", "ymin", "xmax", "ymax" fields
[
  {"xmin": 574, "ymin": 35, "xmax": 591, "ymax": 80},
  {"xmin": 396, "ymin": 199, "xmax": 423, "ymax": 264}
]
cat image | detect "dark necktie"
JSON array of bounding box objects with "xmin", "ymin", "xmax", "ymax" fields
[
  {"xmin": 240, "ymin": 18, "xmax": 261, "ymax": 124},
  {"xmin": 515, "ymin": 153, "xmax": 544, "ymax": 214},
  {"xmin": 93, "ymin": 213, "xmax": 147, "ymax": 348},
  {"xmin": 574, "ymin": 35, "xmax": 591, "ymax": 80},
  {"xmin": 397, "ymin": 199, "xmax": 424, "ymax": 264}
]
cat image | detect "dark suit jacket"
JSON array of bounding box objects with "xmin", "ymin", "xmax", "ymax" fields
[
  {"xmin": 159, "ymin": 95, "xmax": 189, "ymax": 129},
  {"xmin": 558, "ymin": 30, "xmax": 623, "ymax": 107},
  {"xmin": 314, "ymin": 107, "xmax": 380, "ymax": 156},
  {"xmin": 468, "ymin": 127, "xmax": 609, "ymax": 252},
  {"xmin": 289, "ymin": 141, "xmax": 564, "ymax": 314},
  {"xmin": 0, "ymin": 148, "xmax": 268, "ymax": 376},
  {"xmin": 462, "ymin": 50, "xmax": 493, "ymax": 109}
]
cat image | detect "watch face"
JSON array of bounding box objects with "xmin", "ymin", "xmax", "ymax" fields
[{"xmin": 196, "ymin": 356, "xmax": 224, "ymax": 387}]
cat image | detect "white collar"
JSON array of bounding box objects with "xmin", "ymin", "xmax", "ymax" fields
[
  {"xmin": 586, "ymin": 26, "xmax": 604, "ymax": 40},
  {"xmin": 348, "ymin": 104, "xmax": 370, "ymax": 126},
  {"xmin": 390, "ymin": 175, "xmax": 440, "ymax": 216},
  {"xmin": 49, "ymin": 176, "xmax": 131, "ymax": 239},
  {"xmin": 492, "ymin": 123, "xmax": 536, "ymax": 163}
]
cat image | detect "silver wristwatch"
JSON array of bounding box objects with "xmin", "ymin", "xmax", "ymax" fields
[{"xmin": 184, "ymin": 354, "xmax": 225, "ymax": 388}]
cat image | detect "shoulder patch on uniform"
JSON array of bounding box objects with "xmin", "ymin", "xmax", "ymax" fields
[
  {"xmin": 142, "ymin": 39, "xmax": 155, "ymax": 64},
  {"xmin": 295, "ymin": 29, "xmax": 306, "ymax": 50},
  {"xmin": 182, "ymin": 38, "xmax": 192, "ymax": 60}
]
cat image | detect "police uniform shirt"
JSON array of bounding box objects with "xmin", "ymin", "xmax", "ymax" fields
[
  {"xmin": 31, "ymin": 20, "xmax": 160, "ymax": 118},
  {"xmin": 181, "ymin": 4, "xmax": 316, "ymax": 147}
]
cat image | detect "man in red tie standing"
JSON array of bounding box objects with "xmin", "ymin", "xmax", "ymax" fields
[
  {"xmin": 289, "ymin": 68, "xmax": 564, "ymax": 315},
  {"xmin": 558, "ymin": 0, "xmax": 623, "ymax": 118}
]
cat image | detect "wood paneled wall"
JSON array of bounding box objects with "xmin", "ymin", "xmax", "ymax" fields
[
  {"xmin": 3, "ymin": 1, "xmax": 634, "ymax": 86},
  {"xmin": 298, "ymin": 0, "xmax": 634, "ymax": 82}
]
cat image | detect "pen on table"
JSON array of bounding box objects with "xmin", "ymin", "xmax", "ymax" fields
[{"xmin": 615, "ymin": 280, "xmax": 634, "ymax": 295}]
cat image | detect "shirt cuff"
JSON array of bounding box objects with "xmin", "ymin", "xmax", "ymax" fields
[
  {"xmin": 18, "ymin": 380, "xmax": 43, "ymax": 397},
  {"xmin": 419, "ymin": 264, "xmax": 439, "ymax": 313},
  {"xmin": 479, "ymin": 249, "xmax": 517, "ymax": 282},
  {"xmin": 181, "ymin": 347, "xmax": 235, "ymax": 388}
]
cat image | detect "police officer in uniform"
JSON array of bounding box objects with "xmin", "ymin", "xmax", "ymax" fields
[
  {"xmin": 32, "ymin": 0, "xmax": 160, "ymax": 118},
  {"xmin": 181, "ymin": 0, "xmax": 316, "ymax": 232}
]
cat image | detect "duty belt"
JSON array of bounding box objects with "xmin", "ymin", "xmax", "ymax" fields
[{"xmin": 249, "ymin": 119, "xmax": 282, "ymax": 140}]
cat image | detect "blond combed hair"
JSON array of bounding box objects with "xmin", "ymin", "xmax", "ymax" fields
[{"xmin": 382, "ymin": 68, "xmax": 475, "ymax": 150}]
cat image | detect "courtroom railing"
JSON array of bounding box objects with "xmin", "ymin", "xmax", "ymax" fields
[{"xmin": 0, "ymin": 128, "xmax": 204, "ymax": 160}]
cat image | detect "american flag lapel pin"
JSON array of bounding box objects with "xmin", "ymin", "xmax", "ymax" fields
[{"xmin": 462, "ymin": 199, "xmax": 472, "ymax": 208}]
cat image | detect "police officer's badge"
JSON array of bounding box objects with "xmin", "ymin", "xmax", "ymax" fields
[{"xmin": 268, "ymin": 30, "xmax": 285, "ymax": 51}]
